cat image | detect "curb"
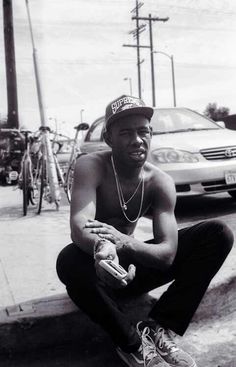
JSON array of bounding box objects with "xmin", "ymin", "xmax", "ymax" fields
[{"xmin": 0, "ymin": 275, "xmax": 235, "ymax": 355}]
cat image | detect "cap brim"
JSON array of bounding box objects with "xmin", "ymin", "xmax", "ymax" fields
[{"xmin": 106, "ymin": 106, "xmax": 154, "ymax": 128}]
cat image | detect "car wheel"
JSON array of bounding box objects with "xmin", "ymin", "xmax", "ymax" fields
[{"xmin": 228, "ymin": 190, "xmax": 236, "ymax": 199}]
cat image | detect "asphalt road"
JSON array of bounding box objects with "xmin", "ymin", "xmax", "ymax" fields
[{"xmin": 175, "ymin": 192, "xmax": 236, "ymax": 226}]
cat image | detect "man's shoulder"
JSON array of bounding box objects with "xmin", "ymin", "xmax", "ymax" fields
[
  {"xmin": 145, "ymin": 161, "xmax": 174, "ymax": 185},
  {"xmin": 144, "ymin": 161, "xmax": 176, "ymax": 201},
  {"xmin": 78, "ymin": 150, "xmax": 110, "ymax": 164},
  {"xmin": 75, "ymin": 151, "xmax": 110, "ymax": 174}
]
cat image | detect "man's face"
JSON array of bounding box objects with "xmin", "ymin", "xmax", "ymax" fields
[{"xmin": 107, "ymin": 114, "xmax": 152, "ymax": 167}]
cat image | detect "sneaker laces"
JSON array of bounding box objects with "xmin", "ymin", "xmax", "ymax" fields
[
  {"xmin": 141, "ymin": 326, "xmax": 159, "ymax": 362},
  {"xmin": 156, "ymin": 327, "xmax": 179, "ymax": 354}
]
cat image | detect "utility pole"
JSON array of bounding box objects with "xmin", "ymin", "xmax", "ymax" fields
[
  {"xmin": 25, "ymin": 0, "xmax": 47, "ymax": 128},
  {"xmin": 3, "ymin": 0, "xmax": 19, "ymax": 128},
  {"xmin": 132, "ymin": 14, "xmax": 169, "ymax": 106},
  {"xmin": 133, "ymin": 0, "xmax": 141, "ymax": 98},
  {"xmin": 171, "ymin": 55, "xmax": 176, "ymax": 107},
  {"xmin": 123, "ymin": 1, "xmax": 146, "ymax": 98}
]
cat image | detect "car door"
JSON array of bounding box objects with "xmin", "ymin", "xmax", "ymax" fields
[{"xmin": 81, "ymin": 117, "xmax": 109, "ymax": 154}]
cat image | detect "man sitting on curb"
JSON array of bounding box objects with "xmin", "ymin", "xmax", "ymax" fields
[{"xmin": 57, "ymin": 95, "xmax": 233, "ymax": 367}]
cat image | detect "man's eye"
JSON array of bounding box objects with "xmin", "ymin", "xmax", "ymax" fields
[{"xmin": 139, "ymin": 130, "xmax": 150, "ymax": 136}]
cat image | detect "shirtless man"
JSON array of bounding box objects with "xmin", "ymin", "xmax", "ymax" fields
[{"xmin": 57, "ymin": 95, "xmax": 233, "ymax": 367}]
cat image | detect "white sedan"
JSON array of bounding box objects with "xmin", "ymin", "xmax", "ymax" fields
[{"xmin": 80, "ymin": 108, "xmax": 236, "ymax": 198}]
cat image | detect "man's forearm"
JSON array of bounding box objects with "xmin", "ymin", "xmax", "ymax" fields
[
  {"xmin": 71, "ymin": 222, "xmax": 99, "ymax": 256},
  {"xmin": 71, "ymin": 223, "xmax": 117, "ymax": 260},
  {"xmin": 118, "ymin": 235, "xmax": 176, "ymax": 271}
]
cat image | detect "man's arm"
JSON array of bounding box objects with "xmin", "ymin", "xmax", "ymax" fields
[
  {"xmin": 70, "ymin": 154, "xmax": 107, "ymax": 256},
  {"xmin": 125, "ymin": 172, "xmax": 178, "ymax": 270}
]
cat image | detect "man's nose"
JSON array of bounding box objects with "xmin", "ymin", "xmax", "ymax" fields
[{"xmin": 131, "ymin": 132, "xmax": 142, "ymax": 146}]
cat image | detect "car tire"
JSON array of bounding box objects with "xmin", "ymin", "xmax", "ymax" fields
[{"xmin": 228, "ymin": 190, "xmax": 236, "ymax": 199}]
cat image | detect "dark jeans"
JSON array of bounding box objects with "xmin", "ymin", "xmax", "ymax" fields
[{"xmin": 56, "ymin": 219, "xmax": 233, "ymax": 353}]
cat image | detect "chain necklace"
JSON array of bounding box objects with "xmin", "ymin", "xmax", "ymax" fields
[{"xmin": 111, "ymin": 155, "xmax": 144, "ymax": 223}]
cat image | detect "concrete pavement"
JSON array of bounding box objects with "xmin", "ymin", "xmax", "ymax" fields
[{"xmin": 0, "ymin": 185, "xmax": 236, "ymax": 365}]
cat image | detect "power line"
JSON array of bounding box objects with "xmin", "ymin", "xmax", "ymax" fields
[{"xmin": 146, "ymin": 1, "xmax": 236, "ymax": 16}]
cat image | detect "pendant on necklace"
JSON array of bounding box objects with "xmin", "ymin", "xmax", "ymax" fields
[{"xmin": 122, "ymin": 204, "xmax": 127, "ymax": 211}]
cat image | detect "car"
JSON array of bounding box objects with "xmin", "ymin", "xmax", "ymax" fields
[{"xmin": 80, "ymin": 108, "xmax": 236, "ymax": 198}]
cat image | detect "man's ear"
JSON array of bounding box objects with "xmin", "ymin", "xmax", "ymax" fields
[
  {"xmin": 149, "ymin": 125, "xmax": 153, "ymax": 136},
  {"xmin": 103, "ymin": 130, "xmax": 113, "ymax": 147}
]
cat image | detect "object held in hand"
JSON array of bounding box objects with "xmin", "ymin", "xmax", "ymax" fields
[{"xmin": 99, "ymin": 259, "xmax": 127, "ymax": 280}]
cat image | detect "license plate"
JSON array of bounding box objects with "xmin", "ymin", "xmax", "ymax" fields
[{"xmin": 225, "ymin": 171, "xmax": 236, "ymax": 185}]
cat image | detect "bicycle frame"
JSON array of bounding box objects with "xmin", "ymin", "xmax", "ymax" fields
[
  {"xmin": 38, "ymin": 126, "xmax": 61, "ymax": 210},
  {"xmin": 64, "ymin": 127, "xmax": 81, "ymax": 185},
  {"xmin": 63, "ymin": 123, "xmax": 89, "ymax": 202},
  {"xmin": 18, "ymin": 130, "xmax": 35, "ymax": 215}
]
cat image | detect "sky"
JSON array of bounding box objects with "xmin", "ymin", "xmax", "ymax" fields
[{"xmin": 0, "ymin": 0, "xmax": 236, "ymax": 135}]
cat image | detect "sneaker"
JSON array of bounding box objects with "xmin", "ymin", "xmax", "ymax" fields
[
  {"xmin": 136, "ymin": 321, "xmax": 170, "ymax": 367},
  {"xmin": 155, "ymin": 326, "xmax": 197, "ymax": 367},
  {"xmin": 116, "ymin": 344, "xmax": 144, "ymax": 367}
]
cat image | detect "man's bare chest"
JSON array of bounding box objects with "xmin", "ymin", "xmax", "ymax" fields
[{"xmin": 95, "ymin": 179, "xmax": 151, "ymax": 228}]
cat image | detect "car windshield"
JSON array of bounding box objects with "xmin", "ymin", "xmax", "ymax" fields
[{"xmin": 151, "ymin": 108, "xmax": 221, "ymax": 134}]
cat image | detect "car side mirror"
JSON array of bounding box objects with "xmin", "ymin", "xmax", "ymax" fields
[{"xmin": 216, "ymin": 121, "xmax": 225, "ymax": 128}]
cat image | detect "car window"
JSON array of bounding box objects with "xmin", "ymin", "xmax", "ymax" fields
[
  {"xmin": 86, "ymin": 121, "xmax": 104, "ymax": 142},
  {"xmin": 151, "ymin": 108, "xmax": 220, "ymax": 134}
]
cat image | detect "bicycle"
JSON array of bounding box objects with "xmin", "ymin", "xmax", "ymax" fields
[
  {"xmin": 33, "ymin": 126, "xmax": 62, "ymax": 214},
  {"xmin": 18, "ymin": 130, "xmax": 37, "ymax": 216},
  {"xmin": 63, "ymin": 123, "xmax": 89, "ymax": 202}
]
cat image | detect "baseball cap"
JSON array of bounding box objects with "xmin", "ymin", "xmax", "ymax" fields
[{"xmin": 105, "ymin": 95, "xmax": 153, "ymax": 130}]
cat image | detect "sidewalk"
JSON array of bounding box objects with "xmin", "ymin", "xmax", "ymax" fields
[{"xmin": 0, "ymin": 186, "xmax": 235, "ymax": 365}]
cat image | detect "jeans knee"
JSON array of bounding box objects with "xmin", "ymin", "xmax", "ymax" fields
[
  {"xmin": 56, "ymin": 244, "xmax": 75, "ymax": 284},
  {"xmin": 56, "ymin": 248, "xmax": 67, "ymax": 284},
  {"xmin": 208, "ymin": 219, "xmax": 234, "ymax": 255}
]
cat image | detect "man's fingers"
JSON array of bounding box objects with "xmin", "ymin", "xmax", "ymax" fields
[
  {"xmin": 85, "ymin": 220, "xmax": 110, "ymax": 229},
  {"xmin": 85, "ymin": 221, "xmax": 102, "ymax": 228},
  {"xmin": 125, "ymin": 264, "xmax": 136, "ymax": 283},
  {"xmin": 121, "ymin": 279, "xmax": 128, "ymax": 287},
  {"xmin": 98, "ymin": 233, "xmax": 115, "ymax": 242},
  {"xmin": 91, "ymin": 228, "xmax": 109, "ymax": 234},
  {"xmin": 94, "ymin": 249, "xmax": 113, "ymax": 261}
]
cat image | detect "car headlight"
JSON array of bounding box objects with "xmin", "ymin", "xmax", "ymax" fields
[{"xmin": 151, "ymin": 148, "xmax": 199, "ymax": 163}]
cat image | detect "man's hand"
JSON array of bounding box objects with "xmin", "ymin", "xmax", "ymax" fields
[
  {"xmin": 92, "ymin": 235, "xmax": 136, "ymax": 289},
  {"xmin": 85, "ymin": 219, "xmax": 126, "ymax": 251},
  {"xmin": 95, "ymin": 260, "xmax": 136, "ymax": 289}
]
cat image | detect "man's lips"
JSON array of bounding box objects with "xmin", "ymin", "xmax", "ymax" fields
[{"xmin": 129, "ymin": 150, "xmax": 146, "ymax": 160}]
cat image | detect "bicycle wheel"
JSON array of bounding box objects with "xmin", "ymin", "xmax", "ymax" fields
[
  {"xmin": 65, "ymin": 161, "xmax": 75, "ymax": 203},
  {"xmin": 22, "ymin": 159, "xmax": 29, "ymax": 216},
  {"xmin": 36, "ymin": 158, "xmax": 46, "ymax": 214}
]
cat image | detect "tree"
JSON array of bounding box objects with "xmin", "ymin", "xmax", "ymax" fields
[{"xmin": 203, "ymin": 103, "xmax": 230, "ymax": 121}]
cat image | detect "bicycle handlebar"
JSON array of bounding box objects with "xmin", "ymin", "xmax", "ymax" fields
[{"xmin": 74, "ymin": 123, "xmax": 89, "ymax": 131}]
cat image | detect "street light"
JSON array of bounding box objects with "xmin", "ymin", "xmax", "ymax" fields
[
  {"xmin": 123, "ymin": 77, "xmax": 133, "ymax": 95},
  {"xmin": 49, "ymin": 117, "xmax": 58, "ymax": 133},
  {"xmin": 80, "ymin": 109, "xmax": 84, "ymax": 123},
  {"xmin": 153, "ymin": 51, "xmax": 176, "ymax": 107}
]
